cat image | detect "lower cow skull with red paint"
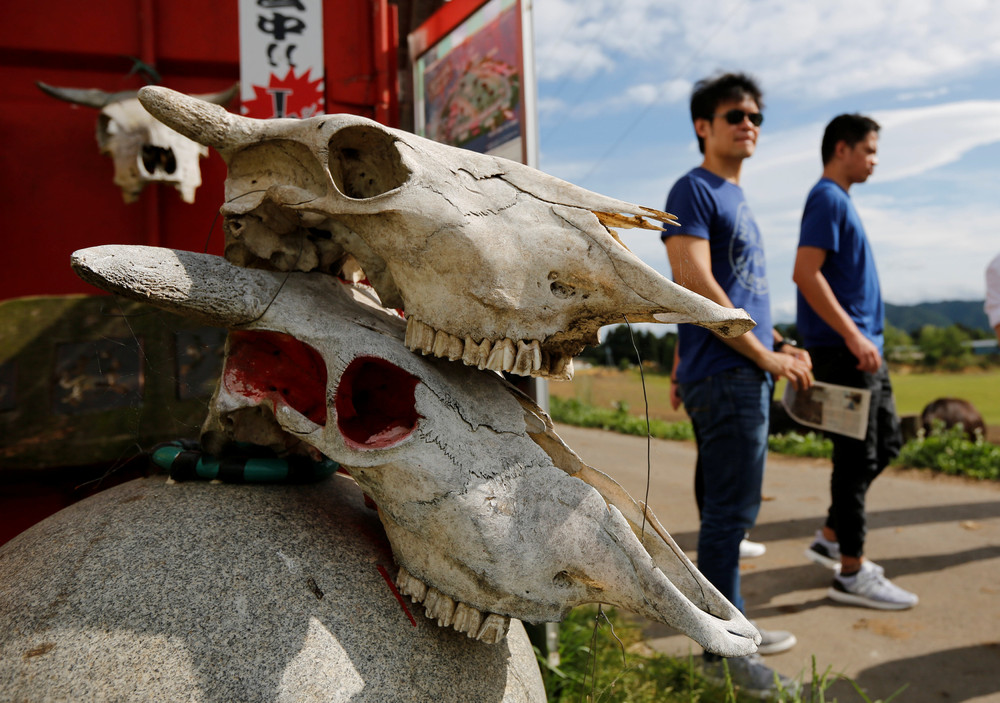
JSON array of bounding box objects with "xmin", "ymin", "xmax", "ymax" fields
[{"xmin": 72, "ymin": 244, "xmax": 760, "ymax": 657}]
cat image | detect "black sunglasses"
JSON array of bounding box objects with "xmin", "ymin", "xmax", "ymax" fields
[{"xmin": 716, "ymin": 109, "xmax": 764, "ymax": 127}]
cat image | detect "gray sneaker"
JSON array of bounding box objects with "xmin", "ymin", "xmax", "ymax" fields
[
  {"xmin": 753, "ymin": 623, "xmax": 797, "ymax": 655},
  {"xmin": 702, "ymin": 653, "xmax": 800, "ymax": 699},
  {"xmin": 804, "ymin": 530, "xmax": 840, "ymax": 568},
  {"xmin": 828, "ymin": 561, "xmax": 918, "ymax": 610}
]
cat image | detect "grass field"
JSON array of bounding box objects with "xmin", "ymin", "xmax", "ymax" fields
[{"xmin": 550, "ymin": 365, "xmax": 1000, "ymax": 428}]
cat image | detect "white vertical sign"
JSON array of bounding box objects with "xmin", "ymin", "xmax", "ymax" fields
[{"xmin": 239, "ymin": 0, "xmax": 325, "ymax": 119}]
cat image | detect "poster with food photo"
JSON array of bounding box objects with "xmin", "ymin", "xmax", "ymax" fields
[{"xmin": 412, "ymin": 0, "xmax": 527, "ymax": 163}]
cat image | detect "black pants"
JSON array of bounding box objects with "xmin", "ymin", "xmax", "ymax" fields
[{"xmin": 809, "ymin": 346, "xmax": 902, "ymax": 558}]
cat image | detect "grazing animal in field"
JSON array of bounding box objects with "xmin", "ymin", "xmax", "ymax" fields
[{"xmin": 920, "ymin": 397, "xmax": 985, "ymax": 440}]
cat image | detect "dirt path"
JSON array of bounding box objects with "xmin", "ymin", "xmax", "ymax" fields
[{"xmin": 555, "ymin": 423, "xmax": 1000, "ymax": 703}]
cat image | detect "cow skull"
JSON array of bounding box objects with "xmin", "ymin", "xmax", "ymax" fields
[
  {"xmin": 71, "ymin": 244, "xmax": 761, "ymax": 658},
  {"xmin": 37, "ymin": 82, "xmax": 238, "ymax": 203},
  {"xmin": 135, "ymin": 86, "xmax": 754, "ymax": 380}
]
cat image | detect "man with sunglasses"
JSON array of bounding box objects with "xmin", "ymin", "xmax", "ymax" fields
[
  {"xmin": 794, "ymin": 114, "xmax": 917, "ymax": 611},
  {"xmin": 663, "ymin": 72, "xmax": 811, "ymax": 697}
]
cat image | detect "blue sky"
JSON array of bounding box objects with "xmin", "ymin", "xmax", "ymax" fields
[{"xmin": 530, "ymin": 0, "xmax": 1000, "ymax": 323}]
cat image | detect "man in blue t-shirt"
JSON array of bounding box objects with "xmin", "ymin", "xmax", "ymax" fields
[
  {"xmin": 663, "ymin": 72, "xmax": 812, "ymax": 695},
  {"xmin": 793, "ymin": 113, "xmax": 917, "ymax": 610}
]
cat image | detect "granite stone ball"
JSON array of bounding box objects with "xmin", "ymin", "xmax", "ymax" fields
[{"xmin": 0, "ymin": 474, "xmax": 545, "ymax": 702}]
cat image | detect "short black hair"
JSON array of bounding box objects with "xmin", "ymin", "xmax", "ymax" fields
[
  {"xmin": 689, "ymin": 72, "xmax": 764, "ymax": 154},
  {"xmin": 821, "ymin": 113, "xmax": 880, "ymax": 165}
]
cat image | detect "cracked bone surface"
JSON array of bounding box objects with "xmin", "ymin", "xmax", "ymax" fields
[
  {"xmin": 38, "ymin": 82, "xmax": 237, "ymax": 204},
  {"xmin": 71, "ymin": 244, "xmax": 760, "ymax": 657},
  {"xmin": 136, "ymin": 86, "xmax": 754, "ymax": 380}
]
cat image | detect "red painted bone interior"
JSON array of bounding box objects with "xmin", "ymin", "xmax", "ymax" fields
[
  {"xmin": 335, "ymin": 357, "xmax": 420, "ymax": 449},
  {"xmin": 224, "ymin": 330, "xmax": 328, "ymax": 425}
]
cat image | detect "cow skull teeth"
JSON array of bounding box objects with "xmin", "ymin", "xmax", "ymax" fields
[
  {"xmin": 406, "ymin": 317, "xmax": 573, "ymax": 381},
  {"xmin": 397, "ymin": 567, "xmax": 511, "ymax": 643}
]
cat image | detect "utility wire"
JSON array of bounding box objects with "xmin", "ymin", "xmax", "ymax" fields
[{"xmin": 539, "ymin": 0, "xmax": 748, "ymax": 186}]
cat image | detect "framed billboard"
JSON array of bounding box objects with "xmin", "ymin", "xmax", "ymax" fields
[{"xmin": 409, "ymin": 0, "xmax": 537, "ymax": 166}]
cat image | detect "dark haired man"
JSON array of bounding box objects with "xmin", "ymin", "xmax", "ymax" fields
[
  {"xmin": 793, "ymin": 114, "xmax": 918, "ymax": 610},
  {"xmin": 664, "ymin": 72, "xmax": 811, "ymax": 696}
]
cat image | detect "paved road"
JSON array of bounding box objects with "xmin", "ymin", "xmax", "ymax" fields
[{"xmin": 554, "ymin": 423, "xmax": 1000, "ymax": 703}]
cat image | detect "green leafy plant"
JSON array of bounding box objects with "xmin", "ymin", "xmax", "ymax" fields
[
  {"xmin": 536, "ymin": 607, "xmax": 904, "ymax": 702},
  {"xmin": 549, "ymin": 396, "xmax": 695, "ymax": 441},
  {"xmin": 551, "ymin": 396, "xmax": 999, "ymax": 481},
  {"xmin": 768, "ymin": 431, "xmax": 833, "ymax": 458},
  {"xmin": 893, "ymin": 422, "xmax": 1000, "ymax": 480}
]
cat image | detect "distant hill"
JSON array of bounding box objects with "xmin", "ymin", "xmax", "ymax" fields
[{"xmin": 885, "ymin": 300, "xmax": 989, "ymax": 334}]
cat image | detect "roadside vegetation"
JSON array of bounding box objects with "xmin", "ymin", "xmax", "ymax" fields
[
  {"xmin": 536, "ymin": 606, "xmax": 904, "ymax": 702},
  {"xmin": 538, "ymin": 321, "xmax": 987, "ymax": 702},
  {"xmin": 549, "ymin": 394, "xmax": 999, "ymax": 482},
  {"xmin": 551, "ymin": 321, "xmax": 1000, "ymax": 482}
]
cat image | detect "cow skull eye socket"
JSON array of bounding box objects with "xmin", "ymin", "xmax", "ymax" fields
[
  {"xmin": 223, "ymin": 330, "xmax": 328, "ymax": 425},
  {"xmin": 335, "ymin": 356, "xmax": 420, "ymax": 449},
  {"xmin": 328, "ymin": 125, "xmax": 410, "ymax": 199}
]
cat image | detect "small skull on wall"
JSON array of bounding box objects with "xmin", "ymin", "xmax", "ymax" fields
[{"xmin": 37, "ymin": 82, "xmax": 238, "ymax": 204}]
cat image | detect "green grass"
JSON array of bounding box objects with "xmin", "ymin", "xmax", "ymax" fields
[
  {"xmin": 893, "ymin": 422, "xmax": 1000, "ymax": 480},
  {"xmin": 550, "ymin": 392, "xmax": 1000, "ymax": 482},
  {"xmin": 551, "ymin": 370, "xmax": 682, "ymax": 423},
  {"xmin": 538, "ymin": 606, "xmax": 904, "ymax": 702},
  {"xmin": 550, "ymin": 397, "xmax": 694, "ymax": 441},
  {"xmin": 888, "ymin": 368, "xmax": 1000, "ymax": 424},
  {"xmin": 558, "ymin": 367, "xmax": 1000, "ymax": 428}
]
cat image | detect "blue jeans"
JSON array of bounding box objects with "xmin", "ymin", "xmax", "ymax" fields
[{"xmin": 680, "ymin": 366, "xmax": 771, "ymax": 613}]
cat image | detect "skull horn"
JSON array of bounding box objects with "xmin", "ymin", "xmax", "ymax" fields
[
  {"xmin": 194, "ymin": 83, "xmax": 240, "ymax": 107},
  {"xmin": 36, "ymin": 82, "xmax": 134, "ymax": 109},
  {"xmin": 138, "ymin": 85, "xmax": 254, "ymax": 152},
  {"xmin": 71, "ymin": 245, "xmax": 278, "ymax": 327}
]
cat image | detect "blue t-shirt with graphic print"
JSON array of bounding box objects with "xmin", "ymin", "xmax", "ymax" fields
[
  {"xmin": 796, "ymin": 178, "xmax": 884, "ymax": 354},
  {"xmin": 662, "ymin": 167, "xmax": 773, "ymax": 384}
]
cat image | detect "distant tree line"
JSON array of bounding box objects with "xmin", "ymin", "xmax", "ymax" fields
[
  {"xmin": 885, "ymin": 322, "xmax": 998, "ymax": 370},
  {"xmin": 577, "ymin": 325, "xmax": 677, "ymax": 372},
  {"xmin": 577, "ymin": 321, "xmax": 997, "ymax": 373}
]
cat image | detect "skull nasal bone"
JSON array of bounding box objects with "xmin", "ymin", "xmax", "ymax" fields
[
  {"xmin": 223, "ymin": 330, "xmax": 327, "ymax": 425},
  {"xmin": 336, "ymin": 357, "xmax": 420, "ymax": 450}
]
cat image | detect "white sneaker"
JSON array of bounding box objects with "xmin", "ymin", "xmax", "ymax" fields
[
  {"xmin": 828, "ymin": 561, "xmax": 918, "ymax": 610},
  {"xmin": 804, "ymin": 530, "xmax": 840, "ymax": 568},
  {"xmin": 740, "ymin": 537, "xmax": 766, "ymax": 559},
  {"xmin": 752, "ymin": 622, "xmax": 797, "ymax": 655}
]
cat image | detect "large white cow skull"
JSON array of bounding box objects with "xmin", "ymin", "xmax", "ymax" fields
[
  {"xmin": 37, "ymin": 82, "xmax": 238, "ymax": 203},
  {"xmin": 71, "ymin": 244, "xmax": 760, "ymax": 658},
  {"xmin": 135, "ymin": 86, "xmax": 753, "ymax": 380}
]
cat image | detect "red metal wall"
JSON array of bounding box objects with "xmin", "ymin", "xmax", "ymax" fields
[{"xmin": 0, "ymin": 0, "xmax": 397, "ymax": 301}]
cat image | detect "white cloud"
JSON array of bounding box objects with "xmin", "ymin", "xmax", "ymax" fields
[
  {"xmin": 741, "ymin": 100, "xmax": 1000, "ymax": 310},
  {"xmin": 534, "ymin": 1, "xmax": 1000, "ymax": 313},
  {"xmin": 534, "ymin": 0, "xmax": 1000, "ymax": 115},
  {"xmin": 861, "ymin": 202, "xmax": 998, "ymax": 304},
  {"xmin": 742, "ymin": 100, "xmax": 1000, "ymax": 199},
  {"xmin": 622, "ymin": 78, "xmax": 692, "ymax": 107},
  {"xmin": 873, "ymin": 102, "xmax": 1000, "ymax": 181},
  {"xmin": 600, "ymin": 99, "xmax": 1000, "ymax": 317}
]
